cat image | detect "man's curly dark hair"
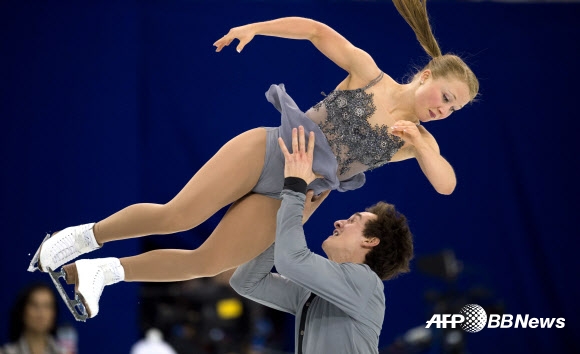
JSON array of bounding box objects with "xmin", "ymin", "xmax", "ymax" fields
[{"xmin": 362, "ymin": 202, "xmax": 414, "ymax": 280}]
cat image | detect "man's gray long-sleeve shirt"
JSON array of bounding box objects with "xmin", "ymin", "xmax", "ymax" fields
[{"xmin": 230, "ymin": 190, "xmax": 385, "ymax": 354}]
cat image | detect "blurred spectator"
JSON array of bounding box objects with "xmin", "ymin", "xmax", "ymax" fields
[
  {"xmin": 130, "ymin": 328, "xmax": 177, "ymax": 354},
  {"xmin": 0, "ymin": 283, "xmax": 63, "ymax": 354}
]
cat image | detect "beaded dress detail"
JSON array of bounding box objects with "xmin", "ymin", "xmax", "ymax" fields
[
  {"xmin": 305, "ymin": 72, "xmax": 404, "ymax": 180},
  {"xmin": 265, "ymin": 72, "xmax": 403, "ymax": 194}
]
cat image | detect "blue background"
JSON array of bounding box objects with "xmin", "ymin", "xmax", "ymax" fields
[{"xmin": 1, "ymin": 1, "xmax": 578, "ymax": 353}]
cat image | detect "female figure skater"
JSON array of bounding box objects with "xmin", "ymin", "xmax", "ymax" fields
[{"xmin": 29, "ymin": 0, "xmax": 479, "ymax": 319}]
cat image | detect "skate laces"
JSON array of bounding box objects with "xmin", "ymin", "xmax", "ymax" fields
[
  {"xmin": 52, "ymin": 233, "xmax": 80, "ymax": 264},
  {"xmin": 50, "ymin": 224, "xmax": 98, "ymax": 265}
]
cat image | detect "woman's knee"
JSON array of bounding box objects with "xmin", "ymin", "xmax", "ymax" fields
[
  {"xmin": 182, "ymin": 248, "xmax": 227, "ymax": 278},
  {"xmin": 197, "ymin": 264, "xmax": 227, "ymax": 278},
  {"xmin": 156, "ymin": 203, "xmax": 202, "ymax": 234}
]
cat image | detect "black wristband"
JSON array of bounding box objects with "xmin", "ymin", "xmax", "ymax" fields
[{"xmin": 283, "ymin": 177, "xmax": 307, "ymax": 195}]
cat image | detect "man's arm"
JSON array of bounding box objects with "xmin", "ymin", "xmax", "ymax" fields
[
  {"xmin": 274, "ymin": 188, "xmax": 380, "ymax": 317},
  {"xmin": 229, "ymin": 243, "xmax": 307, "ymax": 315},
  {"xmin": 274, "ymin": 127, "xmax": 380, "ymax": 317},
  {"xmin": 230, "ymin": 180, "xmax": 329, "ymax": 313}
]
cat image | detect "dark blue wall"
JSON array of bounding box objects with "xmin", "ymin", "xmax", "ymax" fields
[{"xmin": 1, "ymin": 1, "xmax": 578, "ymax": 353}]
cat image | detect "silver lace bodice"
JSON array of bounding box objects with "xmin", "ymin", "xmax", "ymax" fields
[{"xmin": 305, "ymin": 72, "xmax": 404, "ymax": 179}]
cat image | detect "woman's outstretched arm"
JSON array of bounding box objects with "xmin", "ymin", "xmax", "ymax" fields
[{"xmin": 214, "ymin": 17, "xmax": 380, "ymax": 83}]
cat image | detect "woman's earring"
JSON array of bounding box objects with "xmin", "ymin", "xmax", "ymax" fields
[{"xmin": 420, "ymin": 81, "xmax": 424, "ymax": 85}]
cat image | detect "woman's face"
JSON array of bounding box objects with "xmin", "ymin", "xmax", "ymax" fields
[
  {"xmin": 24, "ymin": 288, "xmax": 56, "ymax": 335},
  {"xmin": 414, "ymin": 71, "xmax": 470, "ymax": 123}
]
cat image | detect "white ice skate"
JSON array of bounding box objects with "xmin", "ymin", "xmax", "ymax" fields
[
  {"xmin": 28, "ymin": 223, "xmax": 100, "ymax": 273},
  {"xmin": 47, "ymin": 258, "xmax": 123, "ymax": 322}
]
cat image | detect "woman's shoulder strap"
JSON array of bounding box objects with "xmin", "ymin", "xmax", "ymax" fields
[{"xmin": 362, "ymin": 71, "xmax": 384, "ymax": 90}]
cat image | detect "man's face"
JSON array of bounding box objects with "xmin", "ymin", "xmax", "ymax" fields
[{"xmin": 322, "ymin": 212, "xmax": 377, "ymax": 259}]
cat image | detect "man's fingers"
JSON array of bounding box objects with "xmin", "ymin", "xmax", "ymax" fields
[
  {"xmin": 296, "ymin": 126, "xmax": 315, "ymax": 156},
  {"xmin": 298, "ymin": 126, "xmax": 306, "ymax": 153},
  {"xmin": 278, "ymin": 137, "xmax": 290, "ymax": 158},
  {"xmin": 291, "ymin": 128, "xmax": 299, "ymax": 154},
  {"xmin": 307, "ymin": 131, "xmax": 315, "ymax": 158}
]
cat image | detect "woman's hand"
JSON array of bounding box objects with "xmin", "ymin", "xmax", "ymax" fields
[
  {"xmin": 213, "ymin": 25, "xmax": 256, "ymax": 53},
  {"xmin": 390, "ymin": 120, "xmax": 426, "ymax": 148},
  {"xmin": 278, "ymin": 126, "xmax": 318, "ymax": 185},
  {"xmin": 390, "ymin": 121, "xmax": 456, "ymax": 194}
]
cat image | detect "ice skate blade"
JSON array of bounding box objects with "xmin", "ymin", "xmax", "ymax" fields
[
  {"xmin": 28, "ymin": 233, "xmax": 50, "ymax": 272},
  {"xmin": 47, "ymin": 267, "xmax": 89, "ymax": 322}
]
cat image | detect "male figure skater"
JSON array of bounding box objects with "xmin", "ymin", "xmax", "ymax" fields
[{"xmin": 230, "ymin": 126, "xmax": 414, "ymax": 354}]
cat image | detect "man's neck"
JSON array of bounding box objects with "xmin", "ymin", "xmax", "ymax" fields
[{"xmin": 329, "ymin": 251, "xmax": 366, "ymax": 264}]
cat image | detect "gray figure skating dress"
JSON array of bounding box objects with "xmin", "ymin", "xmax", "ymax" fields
[{"xmin": 251, "ymin": 72, "xmax": 404, "ymax": 199}]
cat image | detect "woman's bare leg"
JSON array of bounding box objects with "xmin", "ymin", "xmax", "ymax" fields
[
  {"xmin": 93, "ymin": 128, "xmax": 268, "ymax": 244},
  {"xmin": 120, "ymin": 193, "xmax": 281, "ymax": 281}
]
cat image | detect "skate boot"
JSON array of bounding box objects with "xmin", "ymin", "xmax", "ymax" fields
[
  {"xmin": 28, "ymin": 223, "xmax": 101, "ymax": 273},
  {"xmin": 48, "ymin": 258, "xmax": 125, "ymax": 321}
]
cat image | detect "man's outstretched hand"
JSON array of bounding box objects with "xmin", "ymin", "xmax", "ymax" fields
[{"xmin": 278, "ymin": 126, "xmax": 318, "ymax": 185}]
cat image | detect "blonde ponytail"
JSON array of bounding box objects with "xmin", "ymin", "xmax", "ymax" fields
[
  {"xmin": 392, "ymin": 0, "xmax": 441, "ymax": 58},
  {"xmin": 392, "ymin": 0, "xmax": 479, "ymax": 101}
]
